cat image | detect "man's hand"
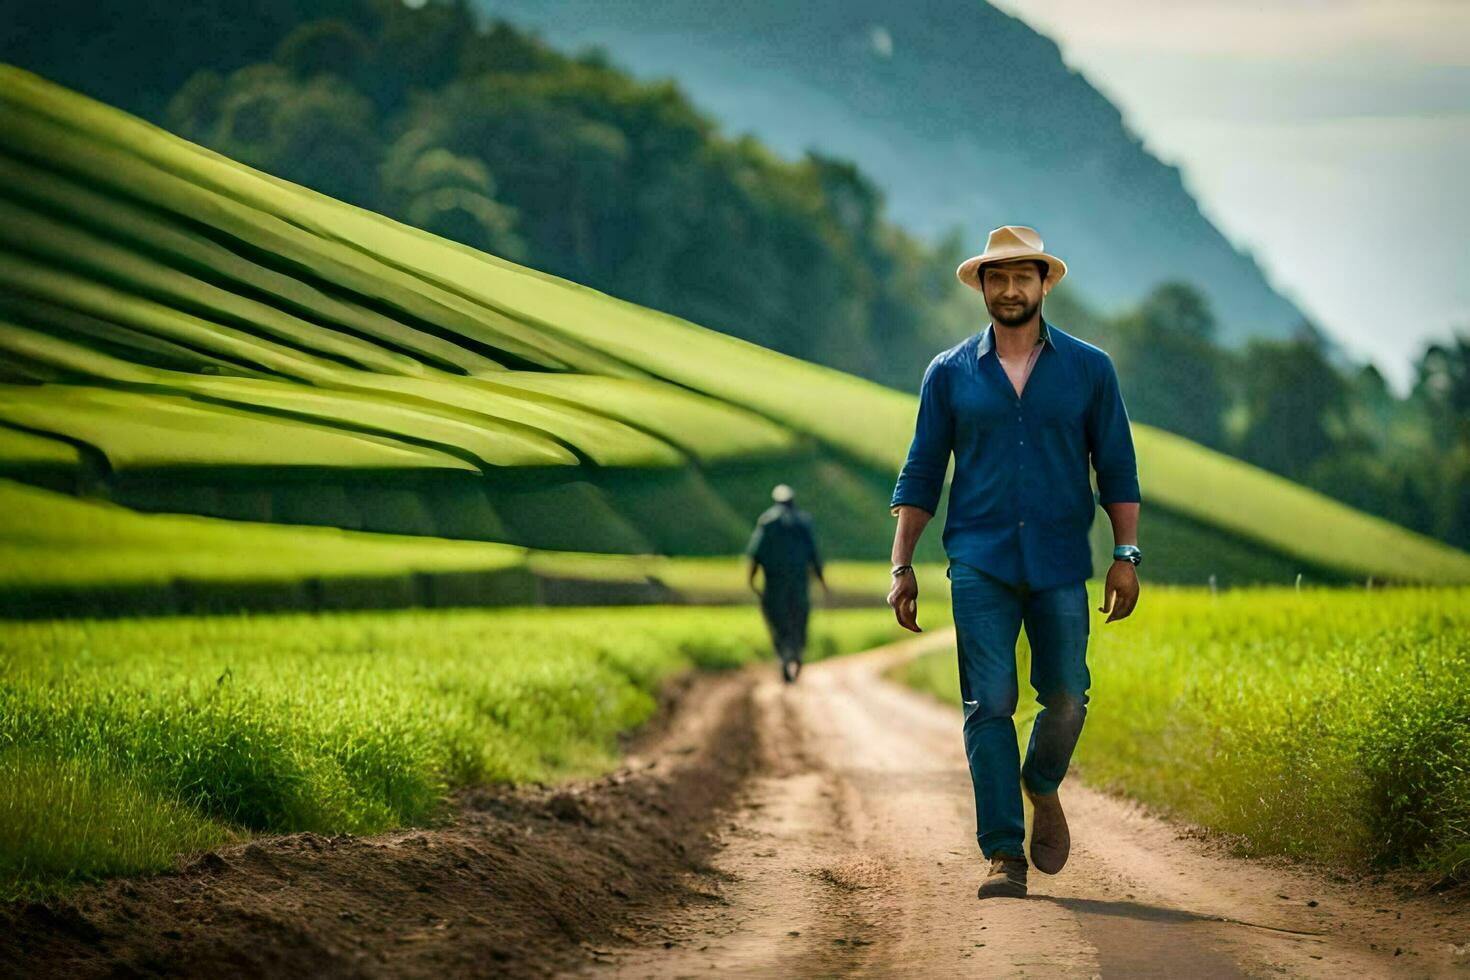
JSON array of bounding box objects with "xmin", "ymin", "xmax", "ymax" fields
[
  {"xmin": 1099, "ymin": 560, "xmax": 1139, "ymax": 622},
  {"xmin": 887, "ymin": 568, "xmax": 922, "ymax": 632}
]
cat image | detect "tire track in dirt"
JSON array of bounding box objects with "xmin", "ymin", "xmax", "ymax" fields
[{"xmin": 577, "ymin": 631, "xmax": 1470, "ymax": 979}]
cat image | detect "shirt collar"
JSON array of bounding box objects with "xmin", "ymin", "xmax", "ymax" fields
[{"xmin": 977, "ymin": 317, "xmax": 1055, "ymax": 359}]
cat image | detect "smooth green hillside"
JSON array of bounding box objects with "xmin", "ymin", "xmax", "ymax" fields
[
  {"xmin": 1130, "ymin": 426, "xmax": 1470, "ymax": 583},
  {"xmin": 0, "ymin": 62, "xmax": 928, "ymax": 472},
  {"xmin": 1, "ymin": 64, "xmax": 1467, "ymax": 584}
]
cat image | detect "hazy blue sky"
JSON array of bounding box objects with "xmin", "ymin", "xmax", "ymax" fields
[{"xmin": 987, "ymin": 0, "xmax": 1469, "ymax": 391}]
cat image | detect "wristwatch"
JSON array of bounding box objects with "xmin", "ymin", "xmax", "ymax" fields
[
  {"xmin": 891, "ymin": 563, "xmax": 914, "ymax": 578},
  {"xmin": 1112, "ymin": 545, "xmax": 1142, "ymax": 566}
]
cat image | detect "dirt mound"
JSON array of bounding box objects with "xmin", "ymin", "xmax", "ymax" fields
[{"xmin": 0, "ymin": 666, "xmax": 761, "ymax": 979}]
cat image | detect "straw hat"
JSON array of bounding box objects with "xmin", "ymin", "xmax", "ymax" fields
[
  {"xmin": 771, "ymin": 484, "xmax": 794, "ymax": 503},
  {"xmin": 956, "ymin": 225, "xmax": 1067, "ymax": 292}
]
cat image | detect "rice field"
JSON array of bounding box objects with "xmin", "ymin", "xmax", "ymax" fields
[{"xmin": 894, "ymin": 585, "xmax": 1470, "ymax": 879}]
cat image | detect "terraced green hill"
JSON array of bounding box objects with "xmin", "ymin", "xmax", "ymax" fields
[{"xmin": 2, "ymin": 63, "xmax": 1468, "ymax": 592}]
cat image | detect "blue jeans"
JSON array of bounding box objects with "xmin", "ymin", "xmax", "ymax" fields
[{"xmin": 949, "ymin": 561, "xmax": 1091, "ymax": 859}]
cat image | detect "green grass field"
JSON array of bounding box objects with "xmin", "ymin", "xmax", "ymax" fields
[
  {"xmin": 2, "ymin": 63, "xmax": 1468, "ymax": 585},
  {"xmin": 0, "ymin": 604, "xmax": 948, "ymax": 901},
  {"xmin": 894, "ymin": 585, "xmax": 1470, "ymax": 880}
]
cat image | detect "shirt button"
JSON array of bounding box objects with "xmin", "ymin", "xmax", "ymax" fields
[
  {"xmin": 1019, "ymin": 440, "xmax": 1025, "ymax": 446},
  {"xmin": 1019, "ymin": 521, "xmax": 1026, "ymax": 527}
]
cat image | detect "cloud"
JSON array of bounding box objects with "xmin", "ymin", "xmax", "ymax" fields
[
  {"xmin": 990, "ymin": 0, "xmax": 1470, "ymax": 64},
  {"xmin": 987, "ymin": 0, "xmax": 1468, "ymax": 389},
  {"xmin": 1079, "ymin": 57, "xmax": 1470, "ymax": 126}
]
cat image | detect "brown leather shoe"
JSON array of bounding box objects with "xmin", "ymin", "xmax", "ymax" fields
[
  {"xmin": 976, "ymin": 854, "xmax": 1028, "ymax": 899},
  {"xmin": 1024, "ymin": 784, "xmax": 1071, "ymax": 874}
]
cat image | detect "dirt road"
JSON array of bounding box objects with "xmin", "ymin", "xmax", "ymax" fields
[{"xmin": 580, "ymin": 631, "xmax": 1469, "ymax": 979}]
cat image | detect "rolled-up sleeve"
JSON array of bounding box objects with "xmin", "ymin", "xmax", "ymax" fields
[
  {"xmin": 1087, "ymin": 354, "xmax": 1140, "ymax": 505},
  {"xmin": 889, "ymin": 355, "xmax": 953, "ymax": 517}
]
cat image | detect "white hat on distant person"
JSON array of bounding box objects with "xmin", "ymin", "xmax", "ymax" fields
[
  {"xmin": 956, "ymin": 225, "xmax": 1067, "ymax": 292},
  {"xmin": 771, "ymin": 484, "xmax": 795, "ymax": 503}
]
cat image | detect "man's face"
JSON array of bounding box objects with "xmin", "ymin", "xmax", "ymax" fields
[{"xmin": 981, "ymin": 261, "xmax": 1047, "ymax": 328}]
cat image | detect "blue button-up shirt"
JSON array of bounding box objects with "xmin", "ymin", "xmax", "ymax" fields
[{"xmin": 889, "ymin": 317, "xmax": 1140, "ymax": 590}]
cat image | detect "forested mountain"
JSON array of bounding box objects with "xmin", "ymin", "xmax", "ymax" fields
[{"xmin": 478, "ymin": 0, "xmax": 1308, "ymax": 345}]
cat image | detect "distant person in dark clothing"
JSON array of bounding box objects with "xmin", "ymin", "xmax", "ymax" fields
[{"xmin": 746, "ymin": 484, "xmax": 829, "ymax": 683}]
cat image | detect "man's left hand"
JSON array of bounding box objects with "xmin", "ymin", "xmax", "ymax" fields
[{"xmin": 1099, "ymin": 560, "xmax": 1139, "ymax": 623}]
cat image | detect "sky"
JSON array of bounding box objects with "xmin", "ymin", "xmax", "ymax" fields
[{"xmin": 985, "ymin": 0, "xmax": 1470, "ymax": 392}]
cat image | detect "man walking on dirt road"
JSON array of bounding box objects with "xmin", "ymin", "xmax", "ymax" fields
[
  {"xmin": 886, "ymin": 225, "xmax": 1142, "ymax": 899},
  {"xmin": 747, "ymin": 484, "xmax": 830, "ymax": 684}
]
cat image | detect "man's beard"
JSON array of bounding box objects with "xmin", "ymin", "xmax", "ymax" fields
[{"xmin": 989, "ymin": 297, "xmax": 1040, "ymax": 327}]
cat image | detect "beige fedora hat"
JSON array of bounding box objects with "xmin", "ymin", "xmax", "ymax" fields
[{"xmin": 956, "ymin": 225, "xmax": 1067, "ymax": 292}]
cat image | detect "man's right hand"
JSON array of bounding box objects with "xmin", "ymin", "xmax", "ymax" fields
[{"xmin": 887, "ymin": 568, "xmax": 922, "ymax": 632}]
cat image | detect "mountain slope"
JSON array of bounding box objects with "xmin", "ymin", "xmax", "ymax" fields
[{"xmin": 478, "ymin": 0, "xmax": 1306, "ymax": 344}]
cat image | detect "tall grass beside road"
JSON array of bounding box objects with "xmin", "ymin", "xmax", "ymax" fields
[
  {"xmin": 0, "ymin": 604, "xmax": 944, "ymax": 900},
  {"xmin": 894, "ymin": 586, "xmax": 1470, "ymax": 880}
]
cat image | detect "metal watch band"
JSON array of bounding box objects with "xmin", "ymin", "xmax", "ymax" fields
[{"xmin": 1112, "ymin": 545, "xmax": 1142, "ymax": 566}]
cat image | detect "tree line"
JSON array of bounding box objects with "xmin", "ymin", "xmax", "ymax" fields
[{"xmin": 1074, "ymin": 284, "xmax": 1470, "ymax": 552}]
